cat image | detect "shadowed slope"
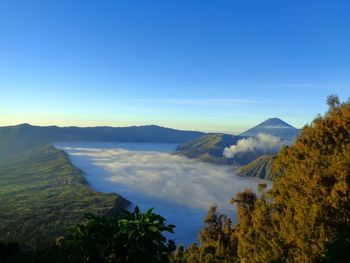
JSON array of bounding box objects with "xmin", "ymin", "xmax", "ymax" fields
[{"xmin": 234, "ymin": 154, "xmax": 276, "ymax": 180}]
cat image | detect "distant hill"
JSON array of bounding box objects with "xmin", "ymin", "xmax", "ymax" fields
[
  {"xmin": 240, "ymin": 118, "xmax": 299, "ymax": 140},
  {"xmin": 0, "ymin": 144, "xmax": 130, "ymax": 248},
  {"xmin": 0, "ymin": 124, "xmax": 205, "ymax": 159},
  {"xmin": 234, "ymin": 154, "xmax": 276, "ymax": 180},
  {"xmin": 176, "ymin": 133, "xmax": 250, "ymax": 164},
  {"xmin": 176, "ymin": 118, "xmax": 296, "ymax": 165}
]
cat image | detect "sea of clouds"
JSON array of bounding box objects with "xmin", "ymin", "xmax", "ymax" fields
[{"xmin": 56, "ymin": 142, "xmax": 267, "ymax": 246}]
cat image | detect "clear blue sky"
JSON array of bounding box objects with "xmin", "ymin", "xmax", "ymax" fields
[{"xmin": 1, "ymin": 0, "xmax": 349, "ymax": 133}]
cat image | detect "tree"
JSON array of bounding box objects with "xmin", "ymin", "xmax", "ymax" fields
[
  {"xmin": 198, "ymin": 206, "xmax": 238, "ymax": 263},
  {"xmin": 172, "ymin": 206, "xmax": 238, "ymax": 263},
  {"xmin": 266, "ymin": 95, "xmax": 350, "ymax": 262},
  {"xmin": 181, "ymin": 95, "xmax": 350, "ymax": 262},
  {"xmin": 58, "ymin": 207, "xmax": 176, "ymax": 263}
]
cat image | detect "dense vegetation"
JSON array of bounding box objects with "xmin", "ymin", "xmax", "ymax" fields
[
  {"xmin": 0, "ymin": 207, "xmax": 176, "ymax": 263},
  {"xmin": 57, "ymin": 207, "xmax": 175, "ymax": 263},
  {"xmin": 0, "ymin": 145, "xmax": 129, "ymax": 248},
  {"xmin": 172, "ymin": 95, "xmax": 350, "ymax": 262}
]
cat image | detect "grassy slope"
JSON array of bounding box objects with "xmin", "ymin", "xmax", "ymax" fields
[
  {"xmin": 0, "ymin": 145, "xmax": 129, "ymax": 248},
  {"xmin": 234, "ymin": 154, "xmax": 276, "ymax": 180},
  {"xmin": 176, "ymin": 134, "xmax": 242, "ymax": 164}
]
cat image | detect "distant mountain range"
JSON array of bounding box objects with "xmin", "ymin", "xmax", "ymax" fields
[
  {"xmin": 0, "ymin": 118, "xmax": 298, "ymax": 178},
  {"xmin": 240, "ymin": 118, "xmax": 299, "ymax": 140},
  {"xmin": 0, "ymin": 124, "xmax": 205, "ymax": 159}
]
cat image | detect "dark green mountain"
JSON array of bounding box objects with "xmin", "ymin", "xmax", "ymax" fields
[
  {"xmin": 234, "ymin": 154, "xmax": 276, "ymax": 180},
  {"xmin": 0, "ymin": 124, "xmax": 205, "ymax": 159},
  {"xmin": 0, "ymin": 144, "xmax": 129, "ymax": 248}
]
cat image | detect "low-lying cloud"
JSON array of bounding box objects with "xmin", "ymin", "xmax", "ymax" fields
[
  {"xmin": 223, "ymin": 133, "xmax": 282, "ymax": 158},
  {"xmin": 58, "ymin": 142, "xmax": 267, "ymax": 245}
]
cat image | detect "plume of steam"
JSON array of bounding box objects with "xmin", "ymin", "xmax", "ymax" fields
[{"xmin": 223, "ymin": 133, "xmax": 282, "ymax": 158}]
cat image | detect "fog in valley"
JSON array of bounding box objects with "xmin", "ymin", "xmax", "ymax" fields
[{"xmin": 56, "ymin": 142, "xmax": 268, "ymax": 245}]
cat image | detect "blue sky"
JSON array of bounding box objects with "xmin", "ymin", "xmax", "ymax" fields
[{"xmin": 1, "ymin": 0, "xmax": 349, "ymax": 133}]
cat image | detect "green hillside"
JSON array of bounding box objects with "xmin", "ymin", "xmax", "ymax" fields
[
  {"xmin": 234, "ymin": 154, "xmax": 276, "ymax": 180},
  {"xmin": 0, "ymin": 145, "xmax": 129, "ymax": 248}
]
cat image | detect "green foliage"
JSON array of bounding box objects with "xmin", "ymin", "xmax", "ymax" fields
[
  {"xmin": 170, "ymin": 206, "xmax": 238, "ymax": 263},
  {"xmin": 263, "ymin": 95, "xmax": 350, "ymax": 262},
  {"xmin": 232, "ymin": 95, "xmax": 350, "ymax": 262},
  {"xmin": 199, "ymin": 206, "xmax": 238, "ymax": 263},
  {"xmin": 170, "ymin": 243, "xmax": 200, "ymax": 263},
  {"xmin": 0, "ymin": 145, "xmax": 129, "ymax": 248},
  {"xmin": 55, "ymin": 207, "xmax": 176, "ymax": 263}
]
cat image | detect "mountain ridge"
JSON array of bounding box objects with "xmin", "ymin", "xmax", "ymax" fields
[{"xmin": 0, "ymin": 124, "xmax": 206, "ymax": 159}]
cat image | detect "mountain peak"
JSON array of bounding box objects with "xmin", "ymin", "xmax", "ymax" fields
[
  {"xmin": 240, "ymin": 118, "xmax": 299, "ymax": 139},
  {"xmin": 18, "ymin": 123, "xmax": 32, "ymax": 128},
  {"xmin": 258, "ymin": 118, "xmax": 294, "ymax": 128}
]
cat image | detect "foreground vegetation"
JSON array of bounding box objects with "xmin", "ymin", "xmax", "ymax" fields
[
  {"xmin": 0, "ymin": 207, "xmax": 176, "ymax": 263},
  {"xmin": 0, "ymin": 145, "xmax": 129, "ymax": 248},
  {"xmin": 172, "ymin": 95, "xmax": 350, "ymax": 262}
]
